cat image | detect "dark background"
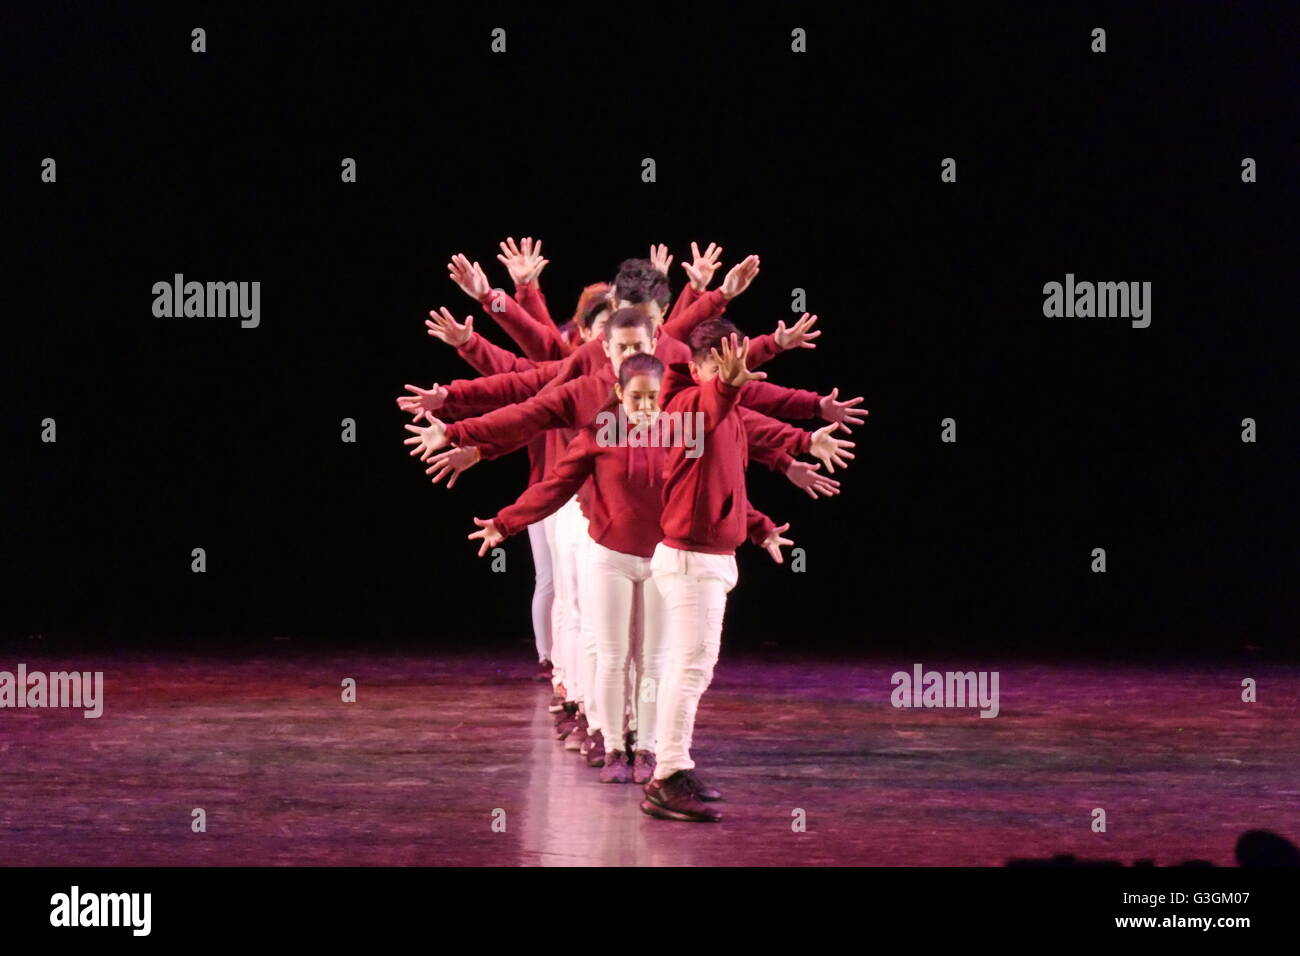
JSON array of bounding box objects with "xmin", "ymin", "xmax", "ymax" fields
[{"xmin": 3, "ymin": 3, "xmax": 1296, "ymax": 659}]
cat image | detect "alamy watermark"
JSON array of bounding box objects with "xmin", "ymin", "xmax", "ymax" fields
[
  {"xmin": 890, "ymin": 663, "xmax": 999, "ymax": 718},
  {"xmin": 152, "ymin": 274, "xmax": 260, "ymax": 328},
  {"xmin": 50, "ymin": 886, "xmax": 151, "ymax": 936},
  {"xmin": 1042, "ymin": 273, "xmax": 1151, "ymax": 328},
  {"xmin": 0, "ymin": 664, "xmax": 103, "ymax": 718},
  {"xmin": 593, "ymin": 408, "xmax": 705, "ymax": 458}
]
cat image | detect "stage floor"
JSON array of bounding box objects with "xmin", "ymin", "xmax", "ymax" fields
[{"xmin": 1, "ymin": 647, "xmax": 1296, "ymax": 866}]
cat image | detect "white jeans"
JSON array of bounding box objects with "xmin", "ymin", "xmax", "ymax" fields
[
  {"xmin": 649, "ymin": 543, "xmax": 738, "ymax": 779},
  {"xmin": 527, "ymin": 519, "xmax": 554, "ymax": 665},
  {"xmin": 585, "ymin": 540, "xmax": 666, "ymax": 756},
  {"xmin": 551, "ymin": 497, "xmax": 588, "ymax": 702}
]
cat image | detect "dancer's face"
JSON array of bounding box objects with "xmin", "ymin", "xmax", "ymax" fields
[
  {"xmin": 603, "ymin": 326, "xmax": 654, "ymax": 377},
  {"xmin": 583, "ymin": 308, "xmax": 611, "ymax": 341},
  {"xmin": 688, "ymin": 354, "xmax": 720, "ymax": 382},
  {"xmin": 615, "ymin": 374, "xmax": 662, "ymax": 427}
]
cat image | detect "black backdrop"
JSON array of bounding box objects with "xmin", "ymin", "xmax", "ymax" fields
[{"xmin": 4, "ymin": 4, "xmax": 1296, "ymax": 658}]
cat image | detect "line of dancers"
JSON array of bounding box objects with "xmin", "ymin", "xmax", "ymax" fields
[{"xmin": 397, "ymin": 238, "xmax": 864, "ymax": 822}]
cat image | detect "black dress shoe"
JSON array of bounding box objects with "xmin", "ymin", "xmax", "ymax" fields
[{"xmin": 680, "ymin": 769, "xmax": 722, "ymax": 801}]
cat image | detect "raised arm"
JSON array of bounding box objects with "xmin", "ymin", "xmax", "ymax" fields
[
  {"xmin": 664, "ymin": 241, "xmax": 723, "ymax": 324},
  {"xmin": 424, "ymin": 306, "xmax": 534, "ymax": 377},
  {"xmin": 497, "ymin": 236, "xmax": 557, "ymax": 331},
  {"xmin": 449, "ymin": 253, "xmax": 569, "ymax": 361},
  {"xmin": 699, "ymin": 334, "xmax": 764, "ymax": 431},
  {"xmin": 660, "ymin": 253, "xmax": 759, "ymax": 342}
]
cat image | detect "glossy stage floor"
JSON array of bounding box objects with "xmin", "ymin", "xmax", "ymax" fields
[{"xmin": 2, "ymin": 646, "xmax": 1296, "ymax": 866}]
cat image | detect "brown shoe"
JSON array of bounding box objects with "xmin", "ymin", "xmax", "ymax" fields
[
  {"xmin": 631, "ymin": 750, "xmax": 656, "ymax": 785},
  {"xmin": 599, "ymin": 751, "xmax": 631, "ymax": 783},
  {"xmin": 640, "ymin": 771, "xmax": 721, "ymax": 822}
]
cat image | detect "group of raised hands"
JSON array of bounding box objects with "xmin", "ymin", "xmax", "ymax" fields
[{"xmin": 396, "ymin": 238, "xmax": 866, "ymax": 512}]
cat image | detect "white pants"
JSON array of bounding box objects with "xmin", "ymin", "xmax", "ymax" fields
[
  {"xmin": 551, "ymin": 497, "xmax": 588, "ymax": 702},
  {"xmin": 650, "ymin": 543, "xmax": 738, "ymax": 779},
  {"xmin": 527, "ymin": 519, "xmax": 555, "ymax": 665},
  {"xmin": 585, "ymin": 540, "xmax": 666, "ymax": 756}
]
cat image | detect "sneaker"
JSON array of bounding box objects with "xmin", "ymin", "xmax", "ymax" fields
[
  {"xmin": 599, "ymin": 751, "xmax": 631, "ymax": 783},
  {"xmin": 534, "ymin": 659, "xmax": 553, "ymax": 683},
  {"xmin": 585, "ymin": 730, "xmax": 606, "ymax": 767},
  {"xmin": 640, "ymin": 771, "xmax": 722, "ymax": 823},
  {"xmin": 564, "ymin": 723, "xmax": 588, "ymax": 751},
  {"xmin": 547, "ymin": 693, "xmax": 566, "ymax": 713},
  {"xmin": 631, "ymin": 750, "xmax": 656, "ymax": 785},
  {"xmin": 555, "ymin": 706, "xmax": 580, "ymax": 739},
  {"xmin": 681, "ymin": 769, "xmax": 722, "ymax": 802},
  {"xmin": 579, "ymin": 733, "xmax": 594, "ymax": 756},
  {"xmin": 554, "ymin": 700, "xmax": 578, "ymax": 721}
]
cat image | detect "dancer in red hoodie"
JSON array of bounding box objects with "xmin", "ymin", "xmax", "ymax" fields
[
  {"xmin": 642, "ymin": 329, "xmax": 793, "ymax": 824},
  {"xmin": 469, "ymin": 352, "xmax": 680, "ymax": 784}
]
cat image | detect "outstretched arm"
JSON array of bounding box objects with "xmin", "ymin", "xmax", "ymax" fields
[
  {"xmin": 395, "ymin": 362, "xmax": 559, "ymax": 423},
  {"xmin": 747, "ymin": 313, "xmax": 822, "ymax": 368},
  {"xmin": 738, "ymin": 380, "xmax": 868, "ymax": 431},
  {"xmin": 808, "ymin": 422, "xmax": 856, "ymax": 474},
  {"xmin": 492, "ymin": 433, "xmax": 598, "ymax": 536},
  {"xmin": 438, "ymin": 375, "xmax": 589, "ymax": 463},
  {"xmin": 751, "ymin": 513, "xmax": 793, "ymax": 564}
]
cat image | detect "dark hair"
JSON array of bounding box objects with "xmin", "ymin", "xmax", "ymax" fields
[
  {"xmin": 578, "ymin": 297, "xmax": 611, "ymax": 335},
  {"xmin": 617, "ymin": 352, "xmax": 665, "ymax": 387},
  {"xmin": 688, "ymin": 318, "xmax": 740, "ymax": 362},
  {"xmin": 613, "ymin": 259, "xmax": 671, "ymax": 310},
  {"xmin": 605, "ymin": 307, "xmax": 656, "ymax": 340}
]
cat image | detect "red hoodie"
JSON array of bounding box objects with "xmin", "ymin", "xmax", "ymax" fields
[
  {"xmin": 660, "ymin": 376, "xmax": 767, "ymax": 555},
  {"xmin": 494, "ymin": 426, "xmax": 668, "ymax": 558}
]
